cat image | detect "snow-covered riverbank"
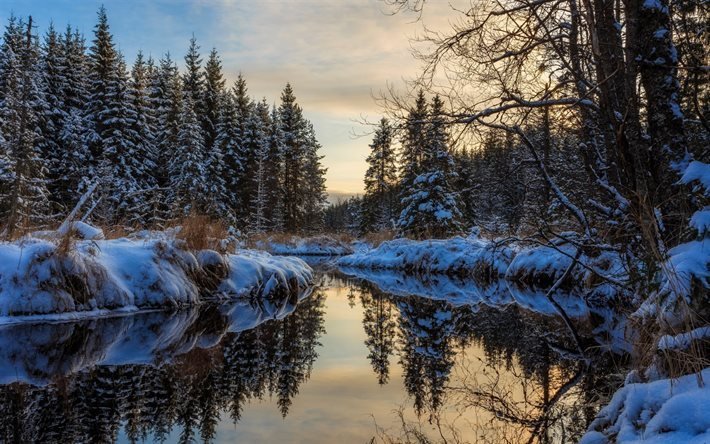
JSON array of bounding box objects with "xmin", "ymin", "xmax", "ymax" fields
[{"xmin": 0, "ymin": 231, "xmax": 312, "ymax": 322}]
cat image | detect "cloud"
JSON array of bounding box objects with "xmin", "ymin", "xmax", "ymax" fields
[{"xmin": 1, "ymin": 0, "xmax": 464, "ymax": 194}]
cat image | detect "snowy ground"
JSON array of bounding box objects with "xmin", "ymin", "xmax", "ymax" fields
[
  {"xmin": 581, "ymin": 368, "xmax": 710, "ymax": 444},
  {"xmin": 0, "ymin": 230, "xmax": 312, "ymax": 322},
  {"xmin": 338, "ymin": 235, "xmax": 514, "ymax": 279}
]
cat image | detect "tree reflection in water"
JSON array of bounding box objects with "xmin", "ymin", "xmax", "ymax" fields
[
  {"xmin": 0, "ymin": 291, "xmax": 326, "ymax": 443},
  {"xmin": 0, "ymin": 272, "xmax": 627, "ymax": 444},
  {"xmin": 353, "ymin": 277, "xmax": 626, "ymax": 444}
]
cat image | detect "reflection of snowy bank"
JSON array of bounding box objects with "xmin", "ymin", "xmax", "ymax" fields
[
  {"xmin": 0, "ymin": 234, "xmax": 312, "ymax": 321},
  {"xmin": 339, "ymin": 266, "xmax": 594, "ymax": 318},
  {"xmin": 0, "ymin": 287, "xmax": 311, "ymax": 386},
  {"xmin": 253, "ymin": 235, "xmax": 355, "ymax": 256}
]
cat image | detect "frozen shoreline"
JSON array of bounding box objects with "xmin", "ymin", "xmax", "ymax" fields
[{"xmin": 0, "ymin": 233, "xmax": 313, "ymax": 322}]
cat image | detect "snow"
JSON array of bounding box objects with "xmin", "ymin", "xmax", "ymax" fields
[
  {"xmin": 0, "ymin": 230, "xmax": 312, "ymax": 322},
  {"xmin": 506, "ymin": 238, "xmax": 627, "ymax": 293},
  {"xmin": 690, "ymin": 207, "xmax": 710, "ymax": 233},
  {"xmin": 338, "ymin": 235, "xmax": 514, "ymax": 279},
  {"xmin": 255, "ymin": 235, "xmax": 354, "ymax": 256},
  {"xmin": 634, "ymin": 238, "xmax": 709, "ymax": 324},
  {"xmin": 681, "ymin": 161, "xmax": 710, "ymax": 195},
  {"xmin": 581, "ymin": 368, "xmax": 710, "ymax": 444},
  {"xmin": 658, "ymin": 327, "xmax": 710, "ymax": 351}
]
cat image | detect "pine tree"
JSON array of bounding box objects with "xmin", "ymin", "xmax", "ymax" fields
[
  {"xmin": 279, "ymin": 83, "xmax": 306, "ymax": 232},
  {"xmin": 0, "ymin": 16, "xmax": 50, "ymax": 237},
  {"xmin": 182, "ymin": 35, "xmax": 203, "ymax": 115},
  {"xmin": 98, "ymin": 54, "xmax": 150, "ymax": 223},
  {"xmin": 361, "ymin": 117, "xmax": 397, "ymax": 233},
  {"xmin": 170, "ymin": 94, "xmax": 208, "ymax": 215},
  {"xmin": 54, "ymin": 26, "xmax": 91, "ymax": 209},
  {"xmin": 399, "ymin": 89, "xmax": 428, "ymax": 194},
  {"xmin": 232, "ymin": 74, "xmax": 253, "ymax": 222},
  {"xmin": 397, "ymin": 95, "xmax": 462, "ymax": 239},
  {"xmin": 85, "ymin": 6, "xmax": 118, "ymax": 165},
  {"xmin": 127, "ymin": 51, "xmax": 158, "ymax": 224},
  {"xmin": 39, "ymin": 23, "xmax": 68, "ymax": 211},
  {"xmin": 301, "ymin": 122, "xmax": 327, "ymax": 233},
  {"xmin": 249, "ymin": 99, "xmax": 272, "ymax": 232},
  {"xmin": 263, "ymin": 104, "xmax": 285, "ymax": 231},
  {"xmin": 151, "ymin": 53, "xmax": 182, "ymax": 224},
  {"xmin": 213, "ymin": 89, "xmax": 243, "ymax": 222},
  {"xmin": 202, "ymin": 48, "xmax": 224, "ymax": 152}
]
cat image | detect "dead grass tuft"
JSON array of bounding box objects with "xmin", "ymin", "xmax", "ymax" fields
[{"xmin": 174, "ymin": 213, "xmax": 230, "ymax": 253}]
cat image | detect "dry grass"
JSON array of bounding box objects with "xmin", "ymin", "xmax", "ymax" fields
[
  {"xmin": 173, "ymin": 213, "xmax": 230, "ymax": 252},
  {"xmin": 363, "ymin": 229, "xmax": 396, "ymax": 247}
]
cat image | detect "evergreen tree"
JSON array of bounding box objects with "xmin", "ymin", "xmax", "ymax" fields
[
  {"xmin": 54, "ymin": 26, "xmax": 91, "ymax": 208},
  {"xmin": 151, "ymin": 53, "xmax": 182, "ymax": 224},
  {"xmin": 127, "ymin": 51, "xmax": 158, "ymax": 224},
  {"xmin": 213, "ymin": 88, "xmax": 243, "ymax": 222},
  {"xmin": 98, "ymin": 54, "xmax": 151, "ymax": 223},
  {"xmin": 202, "ymin": 48, "xmax": 224, "ymax": 152},
  {"xmin": 397, "ymin": 95, "xmax": 462, "ymax": 239},
  {"xmin": 85, "ymin": 6, "xmax": 118, "ymax": 164},
  {"xmin": 182, "ymin": 35, "xmax": 203, "ymax": 115},
  {"xmin": 279, "ymin": 83, "xmax": 306, "ymax": 232},
  {"xmin": 361, "ymin": 117, "xmax": 397, "ymax": 233},
  {"xmin": 39, "ymin": 23, "xmax": 68, "ymax": 210},
  {"xmin": 399, "ymin": 89, "xmax": 428, "ymax": 194},
  {"xmin": 0, "ymin": 16, "xmax": 50, "ymax": 237},
  {"xmin": 263, "ymin": 104, "xmax": 285, "ymax": 231},
  {"xmin": 301, "ymin": 122, "xmax": 327, "ymax": 232},
  {"xmin": 170, "ymin": 94, "xmax": 208, "ymax": 215},
  {"xmin": 249, "ymin": 99, "xmax": 272, "ymax": 232}
]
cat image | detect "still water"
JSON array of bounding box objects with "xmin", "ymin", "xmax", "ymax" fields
[{"xmin": 0, "ymin": 268, "xmax": 626, "ymax": 443}]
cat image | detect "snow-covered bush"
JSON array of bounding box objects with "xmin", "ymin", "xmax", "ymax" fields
[
  {"xmin": 0, "ymin": 228, "xmax": 313, "ymax": 320},
  {"xmin": 338, "ymin": 235, "xmax": 515, "ymax": 280},
  {"xmin": 581, "ymin": 368, "xmax": 710, "ymax": 444}
]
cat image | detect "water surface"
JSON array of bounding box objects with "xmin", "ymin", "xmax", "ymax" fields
[{"xmin": 0, "ymin": 269, "xmax": 626, "ymax": 443}]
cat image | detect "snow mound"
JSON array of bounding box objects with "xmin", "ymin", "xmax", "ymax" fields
[
  {"xmin": 256, "ymin": 235, "xmax": 354, "ymax": 256},
  {"xmin": 634, "ymin": 238, "xmax": 709, "ymax": 325},
  {"xmin": 506, "ymin": 238, "xmax": 627, "ymax": 292},
  {"xmin": 338, "ymin": 236, "xmax": 514, "ymax": 279},
  {"xmin": 581, "ymin": 368, "xmax": 710, "ymax": 444},
  {"xmin": 0, "ymin": 235, "xmax": 312, "ymax": 321}
]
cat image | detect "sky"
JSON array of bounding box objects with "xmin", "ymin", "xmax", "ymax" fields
[{"xmin": 0, "ymin": 0, "xmax": 461, "ymax": 198}]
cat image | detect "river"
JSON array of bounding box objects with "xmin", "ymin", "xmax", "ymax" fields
[{"xmin": 0, "ymin": 264, "xmax": 628, "ymax": 443}]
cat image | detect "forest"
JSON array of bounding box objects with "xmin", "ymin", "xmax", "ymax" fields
[
  {"xmin": 0, "ymin": 1, "xmax": 707, "ymax": 442},
  {"xmin": 0, "ymin": 7, "xmax": 327, "ymax": 237}
]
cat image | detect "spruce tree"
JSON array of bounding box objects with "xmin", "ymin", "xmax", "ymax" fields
[
  {"xmin": 202, "ymin": 48, "xmax": 224, "ymax": 151},
  {"xmin": 85, "ymin": 6, "xmax": 118, "ymax": 164},
  {"xmin": 249, "ymin": 99, "xmax": 272, "ymax": 232},
  {"xmin": 263, "ymin": 105, "xmax": 285, "ymax": 231},
  {"xmin": 151, "ymin": 53, "xmax": 182, "ymax": 223},
  {"xmin": 397, "ymin": 95, "xmax": 462, "ymax": 239},
  {"xmin": 170, "ymin": 94, "xmax": 208, "ymax": 215},
  {"xmin": 361, "ymin": 117, "xmax": 397, "ymax": 233},
  {"xmin": 213, "ymin": 88, "xmax": 243, "ymax": 221},
  {"xmin": 39, "ymin": 23, "xmax": 68, "ymax": 211},
  {"xmin": 54, "ymin": 26, "xmax": 91, "ymax": 208},
  {"xmin": 279, "ymin": 83, "xmax": 306, "ymax": 232},
  {"xmin": 0, "ymin": 16, "xmax": 50, "ymax": 237},
  {"xmin": 399, "ymin": 89, "xmax": 428, "ymax": 194},
  {"xmin": 98, "ymin": 54, "xmax": 149, "ymax": 223}
]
